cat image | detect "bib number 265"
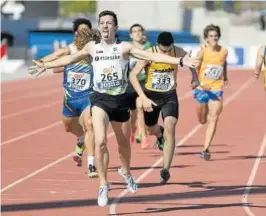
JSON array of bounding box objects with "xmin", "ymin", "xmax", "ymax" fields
[{"xmin": 101, "ymin": 72, "xmax": 118, "ymax": 81}]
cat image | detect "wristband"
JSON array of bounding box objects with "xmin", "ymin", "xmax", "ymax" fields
[
  {"xmin": 179, "ymin": 57, "xmax": 184, "ymax": 67},
  {"xmin": 192, "ymin": 73, "xmax": 198, "ymax": 80},
  {"xmin": 191, "ymin": 77, "xmax": 199, "ymax": 84},
  {"xmin": 43, "ymin": 62, "xmax": 52, "ymax": 69}
]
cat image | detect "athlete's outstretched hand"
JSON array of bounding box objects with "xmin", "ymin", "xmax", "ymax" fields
[
  {"xmin": 141, "ymin": 96, "xmax": 157, "ymax": 112},
  {"xmin": 28, "ymin": 60, "xmax": 46, "ymax": 76},
  {"xmin": 183, "ymin": 52, "xmax": 200, "ymax": 68}
]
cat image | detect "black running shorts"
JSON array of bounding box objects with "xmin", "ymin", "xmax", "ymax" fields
[
  {"xmin": 143, "ymin": 89, "xmax": 179, "ymax": 127},
  {"xmin": 126, "ymin": 80, "xmax": 145, "ymax": 111},
  {"xmin": 90, "ymin": 91, "xmax": 130, "ymax": 122}
]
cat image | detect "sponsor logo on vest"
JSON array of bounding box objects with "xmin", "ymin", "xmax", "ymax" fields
[
  {"xmin": 95, "ymin": 55, "xmax": 120, "ymax": 61},
  {"xmin": 153, "ymin": 68, "xmax": 174, "ymax": 73}
]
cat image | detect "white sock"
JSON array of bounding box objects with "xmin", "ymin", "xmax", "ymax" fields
[
  {"xmin": 88, "ymin": 156, "xmax": 95, "ymax": 167},
  {"xmin": 78, "ymin": 136, "xmax": 84, "ymax": 143}
]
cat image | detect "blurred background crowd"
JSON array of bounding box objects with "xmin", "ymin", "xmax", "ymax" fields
[{"xmin": 1, "ymin": 0, "xmax": 266, "ymax": 78}]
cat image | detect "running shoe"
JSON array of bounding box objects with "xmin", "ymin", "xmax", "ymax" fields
[
  {"xmin": 118, "ymin": 167, "xmax": 138, "ymax": 194},
  {"xmin": 160, "ymin": 168, "xmax": 170, "ymax": 184},
  {"xmin": 200, "ymin": 150, "xmax": 211, "ymax": 161},
  {"xmin": 87, "ymin": 164, "xmax": 98, "ymax": 178},
  {"xmin": 97, "ymin": 185, "xmax": 109, "ymax": 207},
  {"xmin": 73, "ymin": 141, "xmax": 85, "ymax": 166}
]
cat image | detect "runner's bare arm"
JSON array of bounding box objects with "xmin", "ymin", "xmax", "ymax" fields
[
  {"xmin": 254, "ymin": 45, "xmax": 264, "ymax": 78},
  {"xmin": 129, "ymin": 60, "xmax": 149, "ymax": 99},
  {"xmin": 40, "ymin": 47, "xmax": 70, "ymax": 62},
  {"xmin": 122, "ymin": 42, "xmax": 199, "ymax": 68},
  {"xmin": 40, "ymin": 47, "xmax": 70, "ymax": 73},
  {"xmin": 223, "ymin": 49, "xmax": 228, "ymax": 82},
  {"xmin": 175, "ymin": 46, "xmax": 200, "ymax": 87},
  {"xmin": 41, "ymin": 42, "xmax": 93, "ymax": 69},
  {"xmin": 130, "ymin": 59, "xmax": 157, "ymax": 111},
  {"xmin": 195, "ymin": 47, "xmax": 211, "ymax": 89},
  {"xmin": 53, "ymin": 68, "xmax": 64, "ymax": 73},
  {"xmin": 29, "ymin": 47, "xmax": 69, "ymax": 76}
]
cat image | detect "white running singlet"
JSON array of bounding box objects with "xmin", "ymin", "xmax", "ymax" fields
[{"xmin": 92, "ymin": 40, "xmax": 129, "ymax": 95}]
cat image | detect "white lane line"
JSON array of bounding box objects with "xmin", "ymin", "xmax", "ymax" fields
[
  {"xmin": 1, "ymin": 88, "xmax": 192, "ymax": 147},
  {"xmin": 1, "ymin": 132, "xmax": 115, "ymax": 193},
  {"xmin": 2, "ymin": 88, "xmax": 61, "ymax": 104},
  {"xmin": 109, "ymin": 77, "xmax": 253, "ymax": 215},
  {"xmin": 0, "ymin": 88, "xmax": 192, "ymax": 191},
  {"xmin": 1, "ymin": 121, "xmax": 62, "ymax": 146},
  {"xmin": 2, "ymin": 101, "xmax": 61, "ymax": 120},
  {"xmin": 242, "ymin": 132, "xmax": 266, "ymax": 216}
]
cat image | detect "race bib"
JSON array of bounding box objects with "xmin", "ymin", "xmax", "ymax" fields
[
  {"xmin": 67, "ymin": 71, "xmax": 90, "ymax": 91},
  {"xmin": 151, "ymin": 72, "xmax": 174, "ymax": 91},
  {"xmin": 97, "ymin": 69, "xmax": 123, "ymax": 90},
  {"xmin": 204, "ymin": 64, "xmax": 224, "ymax": 80}
]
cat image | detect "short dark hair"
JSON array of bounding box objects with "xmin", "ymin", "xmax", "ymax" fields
[
  {"xmin": 203, "ymin": 24, "xmax": 221, "ymax": 39},
  {"xmin": 98, "ymin": 10, "xmax": 118, "ymax": 26},
  {"xmin": 129, "ymin": 24, "xmax": 144, "ymax": 33},
  {"xmin": 157, "ymin": 32, "xmax": 174, "ymax": 46},
  {"xmin": 73, "ymin": 18, "xmax": 92, "ymax": 32}
]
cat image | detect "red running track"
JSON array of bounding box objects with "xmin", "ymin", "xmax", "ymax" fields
[{"xmin": 1, "ymin": 70, "xmax": 265, "ymax": 216}]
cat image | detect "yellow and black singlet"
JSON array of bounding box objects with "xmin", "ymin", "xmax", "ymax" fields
[{"xmin": 145, "ymin": 46, "xmax": 178, "ymax": 92}]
